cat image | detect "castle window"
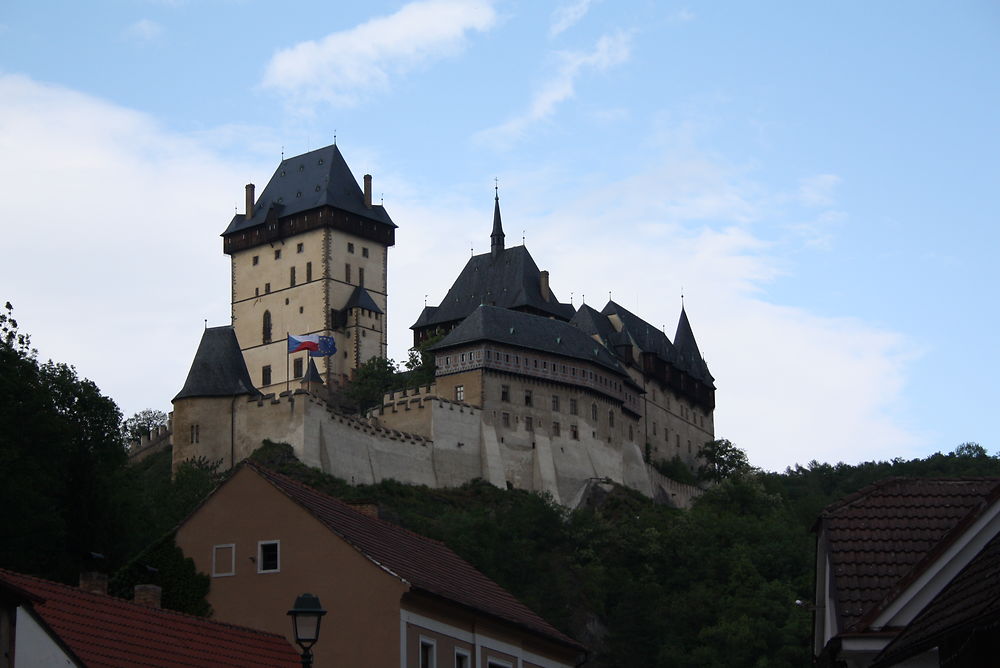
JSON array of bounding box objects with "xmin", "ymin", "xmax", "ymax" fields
[
  {"xmin": 362, "ymin": 247, "xmax": 369, "ymax": 258},
  {"xmin": 653, "ymin": 422, "xmax": 657, "ymax": 436},
  {"xmin": 524, "ymin": 389, "xmax": 533, "ymax": 407},
  {"xmin": 359, "ymin": 267, "xmax": 365, "ymax": 287},
  {"xmin": 252, "ymin": 255, "xmax": 259, "ymax": 266},
  {"xmin": 190, "ymin": 424, "xmax": 199, "ymax": 444},
  {"xmin": 274, "ymin": 249, "xmax": 281, "ymax": 260},
  {"xmin": 570, "ymin": 424, "xmax": 579, "ymax": 440},
  {"xmin": 591, "ymin": 403, "xmax": 598, "ymax": 421},
  {"xmin": 455, "ymin": 385, "xmax": 464, "ymax": 401},
  {"xmin": 345, "ymin": 263, "xmax": 351, "ymax": 283},
  {"xmin": 262, "ymin": 310, "xmax": 272, "ymax": 343},
  {"xmin": 676, "ymin": 434, "xmax": 681, "ymax": 448},
  {"xmin": 262, "ymin": 365, "xmax": 272, "ymax": 385},
  {"xmin": 348, "ymin": 242, "xmax": 355, "ymax": 254},
  {"xmin": 255, "ymin": 287, "xmax": 259, "ymax": 297},
  {"xmin": 296, "ymin": 242, "xmax": 303, "ymax": 253},
  {"xmin": 306, "ymin": 262, "xmax": 312, "ymax": 282},
  {"xmin": 551, "ymin": 395, "xmax": 560, "ymax": 412},
  {"xmin": 502, "ymin": 412, "xmax": 510, "ymax": 427},
  {"xmin": 552, "ymin": 421, "xmax": 561, "ymax": 437},
  {"xmin": 290, "ymin": 266, "xmax": 296, "ymax": 287},
  {"xmin": 629, "ymin": 425, "xmax": 634, "ymax": 441},
  {"xmin": 525, "ymin": 416, "xmax": 534, "ymax": 432},
  {"xmin": 293, "ymin": 357, "xmax": 303, "ymax": 379},
  {"xmin": 609, "ymin": 410, "xmax": 615, "ymax": 427},
  {"xmin": 570, "ymin": 398, "xmax": 578, "ymax": 415},
  {"xmin": 501, "ymin": 385, "xmax": 510, "ymax": 402},
  {"xmin": 257, "ymin": 540, "xmax": 280, "ymax": 573},
  {"xmin": 265, "ymin": 283, "xmax": 271, "ymax": 294},
  {"xmin": 688, "ymin": 440, "xmax": 692, "ymax": 454}
]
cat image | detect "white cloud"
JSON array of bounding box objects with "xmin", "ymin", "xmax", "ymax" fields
[
  {"xmin": 261, "ymin": 0, "xmax": 497, "ymax": 107},
  {"xmin": 550, "ymin": 0, "xmax": 598, "ymax": 37},
  {"xmin": 476, "ymin": 30, "xmax": 632, "ymax": 147},
  {"xmin": 668, "ymin": 9, "xmax": 695, "ymax": 22},
  {"xmin": 0, "ymin": 74, "xmax": 259, "ymax": 420},
  {"xmin": 123, "ymin": 18, "xmax": 163, "ymax": 42},
  {"xmin": 797, "ymin": 173, "xmax": 841, "ymax": 207}
]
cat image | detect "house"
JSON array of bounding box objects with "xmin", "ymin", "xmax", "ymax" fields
[
  {"xmin": 812, "ymin": 477, "xmax": 1000, "ymax": 667},
  {"xmin": 0, "ymin": 568, "xmax": 299, "ymax": 667},
  {"xmin": 174, "ymin": 461, "xmax": 587, "ymax": 668}
]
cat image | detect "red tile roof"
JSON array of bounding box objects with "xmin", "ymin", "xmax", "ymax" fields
[
  {"xmin": 873, "ymin": 530, "xmax": 1000, "ymax": 666},
  {"xmin": 248, "ymin": 462, "xmax": 583, "ymax": 652},
  {"xmin": 0, "ymin": 568, "xmax": 300, "ymax": 667},
  {"xmin": 819, "ymin": 477, "xmax": 1000, "ymax": 632}
]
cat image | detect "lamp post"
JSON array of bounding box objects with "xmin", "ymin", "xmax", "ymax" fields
[{"xmin": 287, "ymin": 593, "xmax": 327, "ymax": 668}]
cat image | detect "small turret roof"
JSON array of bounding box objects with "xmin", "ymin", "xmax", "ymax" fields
[
  {"xmin": 302, "ymin": 358, "xmax": 324, "ymax": 385},
  {"xmin": 674, "ymin": 306, "xmax": 713, "ymax": 383},
  {"xmin": 222, "ymin": 144, "xmax": 395, "ymax": 237},
  {"xmin": 490, "ymin": 193, "xmax": 505, "ymax": 255},
  {"xmin": 343, "ymin": 285, "xmax": 383, "ymax": 314},
  {"xmin": 173, "ymin": 326, "xmax": 259, "ymax": 401}
]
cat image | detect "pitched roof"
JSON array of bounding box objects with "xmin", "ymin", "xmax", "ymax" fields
[
  {"xmin": 303, "ymin": 358, "xmax": 324, "ymax": 384},
  {"xmin": 174, "ymin": 326, "xmax": 259, "ymax": 401},
  {"xmin": 0, "ymin": 569, "xmax": 299, "ymax": 668},
  {"xmin": 569, "ymin": 303, "xmax": 618, "ymax": 346},
  {"xmin": 222, "ymin": 144, "xmax": 395, "ymax": 237},
  {"xmin": 343, "ymin": 285, "xmax": 383, "ymax": 314},
  {"xmin": 818, "ymin": 477, "xmax": 1000, "ymax": 632},
  {"xmin": 674, "ymin": 306, "xmax": 713, "ymax": 383},
  {"xmin": 412, "ymin": 244, "xmax": 575, "ymax": 331},
  {"xmin": 246, "ymin": 462, "xmax": 583, "ymax": 652},
  {"xmin": 873, "ymin": 530, "xmax": 1000, "ymax": 666},
  {"xmin": 430, "ymin": 305, "xmax": 631, "ymax": 380}
]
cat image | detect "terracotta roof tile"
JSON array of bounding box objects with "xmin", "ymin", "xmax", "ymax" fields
[
  {"xmin": 874, "ymin": 530, "xmax": 1000, "ymax": 666},
  {"xmin": 0, "ymin": 569, "xmax": 300, "ymax": 667},
  {"xmin": 819, "ymin": 477, "xmax": 1000, "ymax": 632},
  {"xmin": 248, "ymin": 462, "xmax": 583, "ymax": 651}
]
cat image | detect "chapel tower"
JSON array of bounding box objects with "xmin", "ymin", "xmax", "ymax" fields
[{"xmin": 221, "ymin": 144, "xmax": 396, "ymax": 395}]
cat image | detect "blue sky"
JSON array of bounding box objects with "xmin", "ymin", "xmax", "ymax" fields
[{"xmin": 1, "ymin": 1, "xmax": 997, "ymax": 471}]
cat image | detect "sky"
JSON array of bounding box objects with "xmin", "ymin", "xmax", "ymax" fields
[{"xmin": 1, "ymin": 1, "xmax": 997, "ymax": 472}]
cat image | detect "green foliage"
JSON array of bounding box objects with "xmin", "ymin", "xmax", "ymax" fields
[
  {"xmin": 123, "ymin": 408, "xmax": 168, "ymax": 444},
  {"xmin": 651, "ymin": 455, "xmax": 698, "ymax": 485},
  {"xmin": 400, "ymin": 334, "xmax": 442, "ymax": 387},
  {"xmin": 0, "ymin": 302, "xmax": 130, "ymax": 583},
  {"xmin": 698, "ymin": 438, "xmax": 754, "ymax": 482},
  {"xmin": 343, "ymin": 356, "xmax": 397, "ymax": 412},
  {"xmin": 110, "ymin": 534, "xmax": 212, "ymax": 617}
]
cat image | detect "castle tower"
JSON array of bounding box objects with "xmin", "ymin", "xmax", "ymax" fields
[{"xmin": 221, "ymin": 145, "xmax": 396, "ymax": 395}]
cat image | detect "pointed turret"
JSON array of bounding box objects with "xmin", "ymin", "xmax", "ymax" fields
[
  {"xmin": 300, "ymin": 358, "xmax": 325, "ymax": 392},
  {"xmin": 490, "ymin": 191, "xmax": 505, "ymax": 259},
  {"xmin": 674, "ymin": 306, "xmax": 713, "ymax": 384}
]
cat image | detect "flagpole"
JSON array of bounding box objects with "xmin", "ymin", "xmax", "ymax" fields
[{"xmin": 286, "ymin": 331, "xmax": 290, "ymax": 394}]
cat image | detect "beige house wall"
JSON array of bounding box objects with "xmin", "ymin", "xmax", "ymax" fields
[{"xmin": 174, "ymin": 466, "xmax": 408, "ymax": 668}]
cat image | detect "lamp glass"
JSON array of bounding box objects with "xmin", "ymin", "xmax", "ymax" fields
[{"xmin": 288, "ymin": 593, "xmax": 327, "ymax": 650}]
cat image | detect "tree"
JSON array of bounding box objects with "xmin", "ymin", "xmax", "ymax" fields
[
  {"xmin": 344, "ymin": 357, "xmax": 397, "ymax": 413},
  {"xmin": 697, "ymin": 438, "xmax": 753, "ymax": 482},
  {"xmin": 123, "ymin": 408, "xmax": 168, "ymax": 444},
  {"xmin": 402, "ymin": 334, "xmax": 442, "ymax": 387},
  {"xmin": 953, "ymin": 442, "xmax": 988, "ymax": 458}
]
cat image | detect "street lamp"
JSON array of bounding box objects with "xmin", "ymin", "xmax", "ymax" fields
[{"xmin": 287, "ymin": 593, "xmax": 327, "ymax": 667}]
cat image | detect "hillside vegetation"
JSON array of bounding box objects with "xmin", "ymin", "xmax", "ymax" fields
[{"xmin": 3, "ymin": 301, "xmax": 999, "ymax": 666}]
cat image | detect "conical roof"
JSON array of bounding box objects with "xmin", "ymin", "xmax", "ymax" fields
[
  {"xmin": 674, "ymin": 306, "xmax": 713, "ymax": 384},
  {"xmin": 173, "ymin": 326, "xmax": 259, "ymax": 401}
]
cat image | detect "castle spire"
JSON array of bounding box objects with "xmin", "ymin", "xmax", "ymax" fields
[{"xmin": 491, "ymin": 184, "xmax": 505, "ymax": 259}]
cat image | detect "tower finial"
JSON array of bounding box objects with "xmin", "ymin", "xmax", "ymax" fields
[
  {"xmin": 333, "ymin": 129, "xmax": 337, "ymax": 145},
  {"xmin": 491, "ymin": 179, "xmax": 505, "ymax": 259},
  {"xmin": 281, "ymin": 145, "xmax": 284, "ymax": 160}
]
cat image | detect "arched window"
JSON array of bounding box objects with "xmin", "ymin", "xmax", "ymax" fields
[
  {"xmin": 591, "ymin": 403, "xmax": 598, "ymax": 421},
  {"xmin": 262, "ymin": 310, "xmax": 272, "ymax": 343}
]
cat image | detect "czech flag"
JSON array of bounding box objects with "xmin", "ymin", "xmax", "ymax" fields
[{"xmin": 288, "ymin": 334, "xmax": 337, "ymax": 357}]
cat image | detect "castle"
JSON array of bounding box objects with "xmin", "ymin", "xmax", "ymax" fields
[{"xmin": 165, "ymin": 144, "xmax": 715, "ymax": 507}]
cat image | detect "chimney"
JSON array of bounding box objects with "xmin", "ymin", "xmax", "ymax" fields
[
  {"xmin": 540, "ymin": 270, "xmax": 551, "ymax": 302},
  {"xmin": 79, "ymin": 572, "xmax": 108, "ymax": 596},
  {"xmin": 245, "ymin": 183, "xmax": 255, "ymax": 219},
  {"xmin": 363, "ymin": 174, "xmax": 372, "ymax": 209},
  {"xmin": 133, "ymin": 584, "xmax": 162, "ymax": 608}
]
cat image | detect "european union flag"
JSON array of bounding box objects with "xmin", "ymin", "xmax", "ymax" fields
[{"xmin": 310, "ymin": 336, "xmax": 337, "ymax": 357}]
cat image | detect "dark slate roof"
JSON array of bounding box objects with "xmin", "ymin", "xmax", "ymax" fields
[
  {"xmin": 674, "ymin": 306, "xmax": 713, "ymax": 383},
  {"xmin": 173, "ymin": 326, "xmax": 259, "ymax": 401},
  {"xmin": 247, "ymin": 463, "xmax": 583, "ymax": 652},
  {"xmin": 570, "ymin": 304, "xmax": 618, "ymax": 347},
  {"xmin": 222, "ymin": 144, "xmax": 395, "ymax": 237},
  {"xmin": 601, "ymin": 300, "xmax": 715, "ymax": 386},
  {"xmin": 873, "ymin": 529, "xmax": 1000, "ymax": 667},
  {"xmin": 303, "ymin": 358, "xmax": 324, "ymax": 384},
  {"xmin": 0, "ymin": 568, "xmax": 300, "ymax": 667},
  {"xmin": 430, "ymin": 305, "xmax": 630, "ymax": 379},
  {"xmin": 412, "ymin": 245, "xmax": 575, "ymax": 331},
  {"xmin": 818, "ymin": 477, "xmax": 1000, "ymax": 633},
  {"xmin": 343, "ymin": 285, "xmax": 383, "ymax": 314}
]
